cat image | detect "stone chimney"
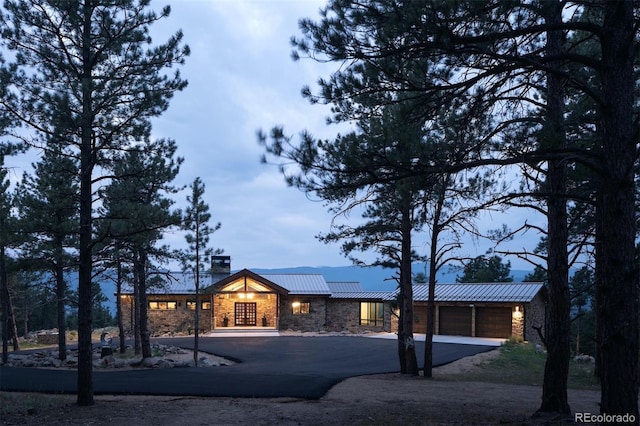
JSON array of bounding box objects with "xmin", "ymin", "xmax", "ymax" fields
[{"xmin": 211, "ymin": 255, "xmax": 231, "ymax": 283}]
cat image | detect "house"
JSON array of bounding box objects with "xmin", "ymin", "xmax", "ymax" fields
[
  {"xmin": 119, "ymin": 256, "xmax": 394, "ymax": 335},
  {"xmin": 119, "ymin": 256, "xmax": 546, "ymax": 344}
]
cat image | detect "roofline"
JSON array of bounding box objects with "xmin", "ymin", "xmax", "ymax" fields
[{"xmin": 205, "ymin": 269, "xmax": 290, "ymax": 295}]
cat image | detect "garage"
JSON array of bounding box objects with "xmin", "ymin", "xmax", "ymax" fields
[
  {"xmin": 475, "ymin": 307, "xmax": 512, "ymax": 338},
  {"xmin": 439, "ymin": 306, "xmax": 472, "ymax": 336},
  {"xmin": 413, "ymin": 305, "xmax": 429, "ymax": 334}
]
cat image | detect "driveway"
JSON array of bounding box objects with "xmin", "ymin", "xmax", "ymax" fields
[{"xmin": 0, "ymin": 336, "xmax": 496, "ymax": 399}]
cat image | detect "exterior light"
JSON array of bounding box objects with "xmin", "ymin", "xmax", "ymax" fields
[{"xmin": 515, "ymin": 306, "xmax": 520, "ymax": 312}]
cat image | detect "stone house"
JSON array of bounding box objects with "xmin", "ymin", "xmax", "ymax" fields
[
  {"xmin": 119, "ymin": 257, "xmax": 546, "ymax": 344},
  {"xmin": 120, "ymin": 261, "xmax": 393, "ymax": 336}
]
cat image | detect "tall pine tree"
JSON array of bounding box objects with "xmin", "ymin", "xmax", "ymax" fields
[
  {"xmin": 0, "ymin": 1, "xmax": 189, "ymax": 405},
  {"xmin": 17, "ymin": 146, "xmax": 79, "ymax": 361},
  {"xmin": 182, "ymin": 177, "xmax": 221, "ymax": 366}
]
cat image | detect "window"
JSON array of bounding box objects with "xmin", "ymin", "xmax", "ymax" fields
[
  {"xmin": 149, "ymin": 301, "xmax": 177, "ymax": 310},
  {"xmin": 187, "ymin": 301, "xmax": 211, "ymax": 310},
  {"xmin": 292, "ymin": 301, "xmax": 310, "ymax": 314},
  {"xmin": 360, "ymin": 302, "xmax": 384, "ymax": 326}
]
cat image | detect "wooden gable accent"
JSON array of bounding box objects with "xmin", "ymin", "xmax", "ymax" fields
[{"xmin": 204, "ymin": 268, "xmax": 290, "ymax": 296}]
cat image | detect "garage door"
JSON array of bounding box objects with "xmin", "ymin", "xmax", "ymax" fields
[
  {"xmin": 439, "ymin": 307, "xmax": 472, "ymax": 336},
  {"xmin": 476, "ymin": 307, "xmax": 512, "ymax": 338},
  {"xmin": 413, "ymin": 305, "xmax": 429, "ymax": 334}
]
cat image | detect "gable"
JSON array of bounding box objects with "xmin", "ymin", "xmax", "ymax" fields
[{"xmin": 207, "ymin": 269, "xmax": 289, "ymax": 295}]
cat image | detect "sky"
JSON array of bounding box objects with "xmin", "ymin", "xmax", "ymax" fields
[{"xmin": 8, "ymin": 0, "xmax": 545, "ymax": 272}]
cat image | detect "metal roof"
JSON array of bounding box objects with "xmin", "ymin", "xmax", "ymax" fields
[
  {"xmin": 121, "ymin": 272, "xmax": 215, "ymax": 295},
  {"xmin": 260, "ymin": 274, "xmax": 332, "ymax": 295},
  {"xmin": 411, "ymin": 282, "xmax": 544, "ymax": 303},
  {"xmin": 326, "ymin": 281, "xmax": 364, "ymax": 293},
  {"xmin": 329, "ymin": 291, "xmax": 395, "ymax": 300}
]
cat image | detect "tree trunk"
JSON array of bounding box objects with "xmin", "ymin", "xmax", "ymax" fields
[
  {"xmin": 399, "ymin": 203, "xmax": 418, "ymax": 375},
  {"xmin": 396, "ymin": 289, "xmax": 406, "ymax": 373},
  {"xmin": 538, "ymin": 1, "xmax": 571, "ymax": 415},
  {"xmin": 116, "ymin": 246, "xmax": 126, "ymax": 354},
  {"xmin": 55, "ymin": 244, "xmax": 67, "ymax": 361},
  {"xmin": 1, "ymin": 244, "xmax": 9, "ymax": 363},
  {"xmin": 423, "ymin": 259, "xmax": 436, "ymax": 378},
  {"xmin": 424, "ymin": 188, "xmax": 444, "ymax": 379},
  {"xmin": 136, "ymin": 248, "xmax": 151, "ymax": 359},
  {"xmin": 194, "ymin": 241, "xmax": 200, "ymax": 367},
  {"xmin": 597, "ymin": 2, "xmax": 638, "ymax": 417},
  {"xmin": 77, "ymin": 2, "xmax": 94, "ymax": 406}
]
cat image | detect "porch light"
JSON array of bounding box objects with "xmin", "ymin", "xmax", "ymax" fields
[{"xmin": 513, "ymin": 305, "xmax": 523, "ymax": 319}]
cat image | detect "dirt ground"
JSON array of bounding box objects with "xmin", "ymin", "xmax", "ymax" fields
[{"xmin": 1, "ymin": 349, "xmax": 601, "ymax": 426}]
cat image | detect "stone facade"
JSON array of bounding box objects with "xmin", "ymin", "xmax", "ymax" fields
[
  {"xmin": 523, "ymin": 292, "xmax": 547, "ymax": 345},
  {"xmin": 212, "ymin": 292, "xmax": 278, "ymax": 328},
  {"xmin": 279, "ymin": 296, "xmax": 327, "ymax": 332},
  {"xmin": 325, "ymin": 299, "xmax": 392, "ymax": 333},
  {"xmin": 121, "ymin": 294, "xmax": 215, "ymax": 336}
]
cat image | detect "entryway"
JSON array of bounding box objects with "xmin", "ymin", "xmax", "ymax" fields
[{"xmin": 235, "ymin": 302, "xmax": 257, "ymax": 326}]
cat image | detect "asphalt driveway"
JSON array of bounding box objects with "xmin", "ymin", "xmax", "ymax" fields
[{"xmin": 0, "ymin": 336, "xmax": 495, "ymax": 399}]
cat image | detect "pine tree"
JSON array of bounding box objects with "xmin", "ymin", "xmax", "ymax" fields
[
  {"xmin": 0, "ymin": 0, "xmax": 188, "ymax": 405},
  {"xmin": 0, "ymin": 155, "xmax": 20, "ymax": 361},
  {"xmin": 261, "ymin": 2, "xmax": 638, "ymax": 414},
  {"xmin": 100, "ymin": 139, "xmax": 183, "ymax": 358},
  {"xmin": 182, "ymin": 177, "xmax": 221, "ymax": 367},
  {"xmin": 16, "ymin": 146, "xmax": 79, "ymax": 361}
]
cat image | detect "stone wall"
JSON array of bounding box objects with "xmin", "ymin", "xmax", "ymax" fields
[
  {"xmin": 524, "ymin": 292, "xmax": 546, "ymax": 346},
  {"xmin": 325, "ymin": 300, "xmax": 392, "ymax": 333},
  {"xmin": 279, "ymin": 296, "xmax": 327, "ymax": 332},
  {"xmin": 120, "ymin": 294, "xmax": 214, "ymax": 336}
]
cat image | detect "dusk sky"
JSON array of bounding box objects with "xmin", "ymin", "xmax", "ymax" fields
[{"xmin": 9, "ymin": 0, "xmax": 545, "ymax": 272}]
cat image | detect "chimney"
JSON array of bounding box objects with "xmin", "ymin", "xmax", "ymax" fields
[{"xmin": 211, "ymin": 255, "xmax": 231, "ymax": 283}]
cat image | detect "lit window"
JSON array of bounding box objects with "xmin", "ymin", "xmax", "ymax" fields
[
  {"xmin": 149, "ymin": 301, "xmax": 177, "ymax": 310},
  {"xmin": 187, "ymin": 301, "xmax": 211, "ymax": 310},
  {"xmin": 360, "ymin": 302, "xmax": 384, "ymax": 326},
  {"xmin": 292, "ymin": 301, "xmax": 310, "ymax": 314}
]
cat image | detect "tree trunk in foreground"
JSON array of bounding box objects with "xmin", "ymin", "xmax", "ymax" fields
[{"xmin": 597, "ymin": 2, "xmax": 638, "ymax": 418}]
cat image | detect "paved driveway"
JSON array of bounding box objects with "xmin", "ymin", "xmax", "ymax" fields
[{"xmin": 0, "ymin": 336, "xmax": 495, "ymax": 399}]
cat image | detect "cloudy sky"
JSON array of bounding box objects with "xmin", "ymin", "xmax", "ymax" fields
[{"xmin": 9, "ymin": 0, "xmax": 544, "ymax": 272}]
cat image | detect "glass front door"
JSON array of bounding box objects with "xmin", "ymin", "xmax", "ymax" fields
[{"xmin": 234, "ymin": 302, "xmax": 257, "ymax": 326}]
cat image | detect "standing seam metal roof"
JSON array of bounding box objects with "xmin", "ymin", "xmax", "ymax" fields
[
  {"xmin": 260, "ymin": 274, "xmax": 332, "ymax": 295},
  {"xmin": 326, "ymin": 281, "xmax": 364, "ymax": 293},
  {"xmin": 411, "ymin": 282, "xmax": 544, "ymax": 303}
]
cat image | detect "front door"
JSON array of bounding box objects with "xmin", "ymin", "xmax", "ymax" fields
[{"xmin": 235, "ymin": 302, "xmax": 257, "ymax": 326}]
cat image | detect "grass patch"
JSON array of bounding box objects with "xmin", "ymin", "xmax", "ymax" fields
[{"xmin": 439, "ymin": 341, "xmax": 600, "ymax": 390}]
